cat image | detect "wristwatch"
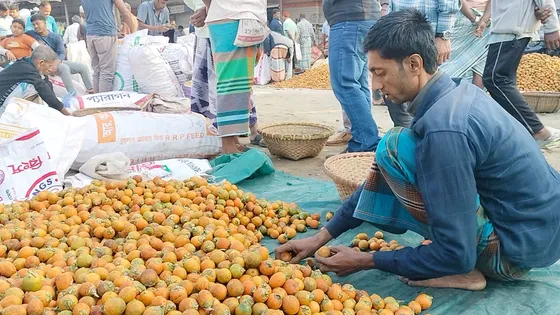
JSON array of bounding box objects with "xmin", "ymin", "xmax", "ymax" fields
[{"xmin": 435, "ymin": 31, "xmax": 451, "ymax": 40}]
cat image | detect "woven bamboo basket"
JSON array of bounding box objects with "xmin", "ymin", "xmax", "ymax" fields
[
  {"xmin": 71, "ymin": 106, "xmax": 141, "ymax": 117},
  {"xmin": 260, "ymin": 123, "xmax": 334, "ymax": 161},
  {"xmin": 324, "ymin": 152, "xmax": 375, "ymax": 201},
  {"xmin": 521, "ymin": 91, "xmax": 560, "ymax": 113}
]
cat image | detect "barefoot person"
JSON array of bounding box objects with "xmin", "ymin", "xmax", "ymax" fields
[
  {"xmin": 202, "ymin": 0, "xmax": 267, "ymax": 153},
  {"xmin": 276, "ymin": 9, "xmax": 560, "ymax": 291}
]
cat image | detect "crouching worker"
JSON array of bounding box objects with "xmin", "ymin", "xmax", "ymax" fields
[
  {"xmin": 0, "ymin": 45, "xmax": 70, "ymax": 115},
  {"xmin": 275, "ymin": 9, "xmax": 560, "ymax": 291}
]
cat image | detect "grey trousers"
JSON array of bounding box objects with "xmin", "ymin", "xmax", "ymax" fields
[
  {"xmin": 340, "ymin": 99, "xmax": 413, "ymax": 133},
  {"xmin": 56, "ymin": 61, "xmax": 93, "ymax": 94},
  {"xmin": 87, "ymin": 35, "xmax": 117, "ymax": 93}
]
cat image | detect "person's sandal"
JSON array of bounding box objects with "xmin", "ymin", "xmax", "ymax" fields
[{"xmin": 250, "ymin": 134, "xmax": 267, "ymax": 147}]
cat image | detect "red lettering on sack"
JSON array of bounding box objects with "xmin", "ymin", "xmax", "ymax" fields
[{"xmin": 8, "ymin": 156, "xmax": 43, "ymax": 175}]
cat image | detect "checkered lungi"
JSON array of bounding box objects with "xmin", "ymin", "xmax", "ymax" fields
[{"xmin": 353, "ymin": 127, "xmax": 530, "ymax": 281}]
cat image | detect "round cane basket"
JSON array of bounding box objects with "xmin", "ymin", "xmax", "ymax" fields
[
  {"xmin": 71, "ymin": 106, "xmax": 141, "ymax": 117},
  {"xmin": 324, "ymin": 152, "xmax": 376, "ymax": 201},
  {"xmin": 521, "ymin": 91, "xmax": 560, "ymax": 113},
  {"xmin": 260, "ymin": 123, "xmax": 334, "ymax": 161}
]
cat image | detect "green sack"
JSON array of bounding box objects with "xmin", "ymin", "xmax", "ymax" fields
[{"xmin": 209, "ymin": 149, "xmax": 275, "ymax": 184}]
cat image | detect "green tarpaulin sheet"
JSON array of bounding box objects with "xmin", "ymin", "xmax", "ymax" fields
[{"xmin": 237, "ymin": 171, "xmax": 560, "ymax": 315}]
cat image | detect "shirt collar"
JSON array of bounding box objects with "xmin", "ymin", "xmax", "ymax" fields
[{"xmin": 406, "ymin": 70, "xmax": 443, "ymax": 116}]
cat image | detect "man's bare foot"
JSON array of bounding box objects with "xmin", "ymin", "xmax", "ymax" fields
[
  {"xmin": 399, "ymin": 269, "xmax": 487, "ymax": 291},
  {"xmin": 222, "ymin": 136, "xmax": 243, "ymax": 154}
]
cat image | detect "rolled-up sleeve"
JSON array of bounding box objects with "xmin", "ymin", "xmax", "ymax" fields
[
  {"xmin": 436, "ymin": 0, "xmax": 461, "ymax": 34},
  {"xmin": 373, "ymin": 131, "xmax": 479, "ymax": 280}
]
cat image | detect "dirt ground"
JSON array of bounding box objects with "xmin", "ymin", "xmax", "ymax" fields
[{"xmin": 247, "ymin": 86, "xmax": 560, "ymax": 181}]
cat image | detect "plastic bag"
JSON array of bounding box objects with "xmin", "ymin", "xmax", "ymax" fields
[
  {"xmin": 50, "ymin": 75, "xmax": 87, "ymax": 97},
  {"xmin": 234, "ymin": 19, "xmax": 268, "ymax": 47},
  {"xmin": 0, "ymin": 127, "xmax": 62, "ymax": 203},
  {"xmin": 73, "ymin": 111, "xmax": 221, "ymax": 170},
  {"xmin": 113, "ymin": 30, "xmax": 150, "ymax": 92},
  {"xmin": 294, "ymin": 42, "xmax": 302, "ymax": 61},
  {"xmin": 129, "ymin": 45, "xmax": 184, "ymax": 98},
  {"xmin": 0, "ymin": 98, "xmax": 86, "ymax": 181},
  {"xmin": 64, "ymin": 158, "xmax": 212, "ymax": 188},
  {"xmin": 162, "ymin": 43, "xmax": 192, "ymax": 85},
  {"xmin": 67, "ymin": 40, "xmax": 93, "ymax": 85},
  {"xmin": 254, "ymin": 54, "xmax": 271, "ymax": 85},
  {"xmin": 129, "ymin": 158, "xmax": 212, "ymax": 181},
  {"xmin": 66, "ymin": 91, "xmax": 150, "ymax": 112}
]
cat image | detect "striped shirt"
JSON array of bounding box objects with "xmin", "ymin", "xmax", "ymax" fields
[
  {"xmin": 297, "ymin": 19, "xmax": 315, "ymax": 42},
  {"xmin": 382, "ymin": 0, "xmax": 461, "ymax": 33}
]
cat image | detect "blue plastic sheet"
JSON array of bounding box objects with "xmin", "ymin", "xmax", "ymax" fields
[{"xmin": 238, "ymin": 171, "xmax": 560, "ymax": 315}]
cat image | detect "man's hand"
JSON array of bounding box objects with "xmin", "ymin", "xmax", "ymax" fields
[
  {"xmin": 535, "ymin": 7, "xmax": 553, "ymax": 24},
  {"xmin": 5, "ymin": 51, "xmax": 15, "ymax": 62},
  {"xmin": 190, "ymin": 8, "xmax": 207, "ymax": 28},
  {"xmin": 314, "ymin": 246, "xmax": 375, "ymax": 277},
  {"xmin": 60, "ymin": 108, "xmax": 71, "ymax": 116},
  {"xmin": 474, "ymin": 20, "xmax": 488, "ymax": 37},
  {"xmin": 275, "ymin": 237, "xmax": 322, "ymax": 264},
  {"xmin": 544, "ymin": 31, "xmax": 560, "ymax": 50},
  {"xmin": 275, "ymin": 228, "xmax": 332, "ymax": 264},
  {"xmin": 435, "ymin": 37, "xmax": 451, "ymax": 65},
  {"xmin": 156, "ymin": 25, "xmax": 171, "ymax": 32}
]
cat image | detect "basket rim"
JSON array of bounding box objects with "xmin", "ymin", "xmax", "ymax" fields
[
  {"xmin": 260, "ymin": 122, "xmax": 335, "ymax": 140},
  {"xmin": 323, "ymin": 152, "xmax": 375, "ymax": 187},
  {"xmin": 520, "ymin": 91, "xmax": 560, "ymax": 96}
]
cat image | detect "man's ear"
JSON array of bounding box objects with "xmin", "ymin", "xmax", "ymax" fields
[{"xmin": 408, "ymin": 54, "xmax": 424, "ymax": 75}]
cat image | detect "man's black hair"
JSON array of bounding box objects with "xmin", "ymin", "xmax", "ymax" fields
[
  {"xmin": 12, "ymin": 19, "xmax": 25, "ymax": 28},
  {"xmin": 363, "ymin": 8, "xmax": 438, "ymax": 74},
  {"xmin": 40, "ymin": 1, "xmax": 50, "ymax": 7},
  {"xmin": 9, "ymin": 4, "xmax": 19, "ymax": 10},
  {"xmin": 0, "ymin": 4, "xmax": 8, "ymax": 12},
  {"xmin": 31, "ymin": 13, "xmax": 46, "ymax": 23},
  {"xmin": 272, "ymin": 8, "xmax": 280, "ymax": 15}
]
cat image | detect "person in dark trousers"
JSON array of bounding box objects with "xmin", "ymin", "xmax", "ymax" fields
[
  {"xmin": 0, "ymin": 45, "xmax": 70, "ymax": 115},
  {"xmin": 269, "ymin": 8, "xmax": 283, "ymax": 34},
  {"xmin": 483, "ymin": 0, "xmax": 560, "ymax": 147}
]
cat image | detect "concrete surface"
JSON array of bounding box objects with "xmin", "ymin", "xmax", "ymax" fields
[{"xmin": 248, "ymin": 86, "xmax": 560, "ymax": 181}]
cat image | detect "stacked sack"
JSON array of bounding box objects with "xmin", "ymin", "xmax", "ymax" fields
[{"xmin": 114, "ymin": 30, "xmax": 194, "ymax": 98}]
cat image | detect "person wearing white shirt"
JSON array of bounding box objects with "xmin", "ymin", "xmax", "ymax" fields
[
  {"xmin": 0, "ymin": 4, "xmax": 13, "ymax": 38},
  {"xmin": 63, "ymin": 16, "xmax": 82, "ymax": 44}
]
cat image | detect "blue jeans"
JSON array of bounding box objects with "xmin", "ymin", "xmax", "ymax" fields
[{"xmin": 329, "ymin": 20, "xmax": 380, "ymax": 152}]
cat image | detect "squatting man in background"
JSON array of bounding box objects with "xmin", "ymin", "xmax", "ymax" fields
[
  {"xmin": 276, "ymin": 9, "xmax": 560, "ymax": 291},
  {"xmin": 0, "ymin": 46, "xmax": 71, "ymax": 115}
]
